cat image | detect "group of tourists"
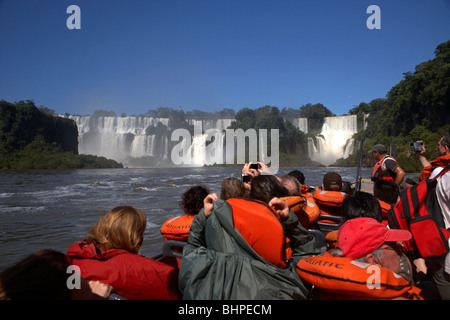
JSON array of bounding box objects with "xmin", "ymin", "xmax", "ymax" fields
[{"xmin": 0, "ymin": 135, "xmax": 449, "ymax": 300}]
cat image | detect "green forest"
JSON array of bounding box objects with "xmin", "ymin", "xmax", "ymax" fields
[
  {"xmin": 0, "ymin": 100, "xmax": 123, "ymax": 170},
  {"xmin": 339, "ymin": 40, "xmax": 450, "ymax": 172},
  {"xmin": 1, "ymin": 40, "xmax": 449, "ymax": 171}
]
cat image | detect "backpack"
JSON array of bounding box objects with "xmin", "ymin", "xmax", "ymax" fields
[{"xmin": 388, "ymin": 165, "xmax": 450, "ymax": 258}]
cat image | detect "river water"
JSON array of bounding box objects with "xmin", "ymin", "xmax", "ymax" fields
[{"xmin": 0, "ymin": 166, "xmax": 373, "ymax": 271}]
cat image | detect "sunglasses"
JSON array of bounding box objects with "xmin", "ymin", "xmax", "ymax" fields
[{"xmin": 379, "ymin": 242, "xmax": 404, "ymax": 254}]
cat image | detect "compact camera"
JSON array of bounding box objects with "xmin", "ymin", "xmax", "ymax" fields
[
  {"xmin": 242, "ymin": 174, "xmax": 251, "ymax": 183},
  {"xmin": 249, "ymin": 163, "xmax": 260, "ymax": 170},
  {"xmin": 410, "ymin": 141, "xmax": 423, "ymax": 152}
]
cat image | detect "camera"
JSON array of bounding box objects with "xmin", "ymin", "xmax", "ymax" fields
[
  {"xmin": 249, "ymin": 163, "xmax": 260, "ymax": 170},
  {"xmin": 242, "ymin": 174, "xmax": 251, "ymax": 183},
  {"xmin": 409, "ymin": 141, "xmax": 423, "ymax": 152}
]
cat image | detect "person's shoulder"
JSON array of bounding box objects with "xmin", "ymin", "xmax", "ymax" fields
[
  {"xmin": 430, "ymin": 166, "xmax": 445, "ymax": 179},
  {"xmin": 384, "ymin": 156, "xmax": 399, "ymax": 168}
]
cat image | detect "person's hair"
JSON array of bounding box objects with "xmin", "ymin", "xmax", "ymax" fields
[
  {"xmin": 0, "ymin": 249, "xmax": 71, "ymax": 300},
  {"xmin": 440, "ymin": 134, "xmax": 450, "ymax": 149},
  {"xmin": 280, "ymin": 175, "xmax": 301, "ymax": 196},
  {"xmin": 81, "ymin": 206, "xmax": 147, "ymax": 254},
  {"xmin": 220, "ymin": 178, "xmax": 244, "ymax": 200},
  {"xmin": 250, "ymin": 175, "xmax": 289, "ymax": 203},
  {"xmin": 373, "ymin": 180, "xmax": 399, "ymax": 204},
  {"xmin": 323, "ymin": 172, "xmax": 342, "ymax": 191},
  {"xmin": 341, "ymin": 181, "xmax": 353, "ymax": 195},
  {"xmin": 355, "ymin": 248, "xmax": 385, "ymax": 263},
  {"xmin": 179, "ymin": 185, "xmax": 210, "ymax": 215},
  {"xmin": 342, "ymin": 191, "xmax": 382, "ymax": 223},
  {"xmin": 287, "ymin": 170, "xmax": 305, "ymax": 185}
]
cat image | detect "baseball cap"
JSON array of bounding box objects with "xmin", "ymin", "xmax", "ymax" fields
[
  {"xmin": 323, "ymin": 172, "xmax": 342, "ymax": 191},
  {"xmin": 337, "ymin": 217, "xmax": 411, "ymax": 259},
  {"xmin": 369, "ymin": 144, "xmax": 387, "ymax": 154}
]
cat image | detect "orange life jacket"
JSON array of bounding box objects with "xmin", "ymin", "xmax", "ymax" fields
[
  {"xmin": 372, "ymin": 155, "xmax": 397, "ymax": 182},
  {"xmin": 378, "ymin": 199, "xmax": 392, "ymax": 226},
  {"xmin": 300, "ymin": 184, "xmax": 311, "ymax": 195},
  {"xmin": 324, "ymin": 230, "xmax": 338, "ymax": 250},
  {"xmin": 296, "ymin": 254, "xmax": 423, "ymax": 300},
  {"xmin": 160, "ymin": 215, "xmax": 195, "ymax": 241},
  {"xmin": 281, "ymin": 195, "xmax": 320, "ymax": 228},
  {"xmin": 227, "ymin": 198, "xmax": 287, "ymax": 268},
  {"xmin": 313, "ymin": 190, "xmax": 347, "ymax": 223},
  {"xmin": 419, "ymin": 154, "xmax": 450, "ymax": 181}
]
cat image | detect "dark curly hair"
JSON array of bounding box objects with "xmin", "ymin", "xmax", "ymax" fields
[{"xmin": 179, "ymin": 185, "xmax": 210, "ymax": 215}]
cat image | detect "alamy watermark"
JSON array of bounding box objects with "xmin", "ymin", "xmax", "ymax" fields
[
  {"xmin": 366, "ymin": 5, "xmax": 381, "ymax": 30},
  {"xmin": 66, "ymin": 265, "xmax": 82, "ymax": 290},
  {"xmin": 366, "ymin": 264, "xmax": 381, "ymax": 290},
  {"xmin": 66, "ymin": 4, "xmax": 382, "ymax": 31},
  {"xmin": 66, "ymin": 5, "xmax": 81, "ymax": 30}
]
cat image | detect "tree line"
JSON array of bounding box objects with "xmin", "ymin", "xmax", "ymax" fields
[
  {"xmin": 339, "ymin": 40, "xmax": 450, "ymax": 172},
  {"xmin": 0, "ymin": 100, "xmax": 123, "ymax": 170}
]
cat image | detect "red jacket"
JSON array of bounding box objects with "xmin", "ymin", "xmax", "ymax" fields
[{"xmin": 66, "ymin": 243, "xmax": 180, "ymax": 300}]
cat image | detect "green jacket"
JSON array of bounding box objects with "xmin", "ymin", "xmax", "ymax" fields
[{"xmin": 178, "ymin": 199, "xmax": 320, "ymax": 300}]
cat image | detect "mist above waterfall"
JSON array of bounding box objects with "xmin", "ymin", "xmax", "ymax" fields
[{"xmin": 307, "ymin": 115, "xmax": 358, "ymax": 166}]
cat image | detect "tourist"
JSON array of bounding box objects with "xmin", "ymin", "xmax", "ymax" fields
[
  {"xmin": 432, "ymin": 164, "xmax": 450, "ymax": 299},
  {"xmin": 241, "ymin": 161, "xmax": 277, "ymax": 196},
  {"xmin": 220, "ymin": 177, "xmax": 245, "ymax": 200},
  {"xmin": 369, "ymin": 143, "xmax": 405, "ymax": 185},
  {"xmin": 288, "ymin": 169, "xmax": 313, "ymax": 195},
  {"xmin": 416, "ymin": 134, "xmax": 450, "ymax": 181},
  {"xmin": 284, "ymin": 170, "xmax": 321, "ymax": 229},
  {"xmin": 249, "ymin": 174, "xmax": 290, "ymax": 203},
  {"xmin": 161, "ymin": 185, "xmax": 209, "ymax": 241},
  {"xmin": 373, "ymin": 179, "xmax": 399, "ymax": 224},
  {"xmin": 178, "ymin": 175, "xmax": 319, "ymax": 299},
  {"xmin": 413, "ymin": 134, "xmax": 450, "ymax": 299},
  {"xmin": 287, "ymin": 169, "xmax": 305, "ymax": 186},
  {"xmin": 66, "ymin": 206, "xmax": 180, "ymax": 300},
  {"xmin": 0, "ymin": 249, "xmax": 112, "ymax": 300},
  {"xmin": 325, "ymin": 191, "xmax": 382, "ymax": 250},
  {"xmin": 297, "ymin": 218, "xmax": 422, "ymax": 300},
  {"xmin": 342, "ymin": 191, "xmax": 383, "ymax": 223},
  {"xmin": 335, "ymin": 218, "xmax": 413, "ymax": 281},
  {"xmin": 313, "ymin": 172, "xmax": 347, "ymax": 223},
  {"xmin": 280, "ymin": 175, "xmax": 302, "ymax": 196}
]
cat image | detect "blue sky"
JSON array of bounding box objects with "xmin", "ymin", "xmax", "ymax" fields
[{"xmin": 1, "ymin": 0, "xmax": 449, "ymax": 116}]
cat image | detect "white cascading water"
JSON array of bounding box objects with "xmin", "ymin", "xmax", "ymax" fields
[
  {"xmin": 186, "ymin": 119, "xmax": 234, "ymax": 166},
  {"xmin": 289, "ymin": 117, "xmax": 308, "ymax": 134},
  {"xmin": 64, "ymin": 114, "xmax": 357, "ymax": 167},
  {"xmin": 69, "ymin": 115, "xmax": 171, "ymax": 163},
  {"xmin": 307, "ymin": 115, "xmax": 358, "ymax": 166},
  {"xmin": 66, "ymin": 115, "xmax": 236, "ymax": 166}
]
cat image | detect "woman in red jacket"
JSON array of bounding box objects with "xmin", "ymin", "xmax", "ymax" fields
[{"xmin": 66, "ymin": 206, "xmax": 180, "ymax": 300}]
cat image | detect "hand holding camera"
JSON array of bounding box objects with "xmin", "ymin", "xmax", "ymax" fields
[
  {"xmin": 242, "ymin": 162, "xmax": 259, "ymax": 177},
  {"xmin": 241, "ymin": 162, "xmax": 272, "ymax": 184},
  {"xmin": 410, "ymin": 140, "xmax": 426, "ymax": 154}
]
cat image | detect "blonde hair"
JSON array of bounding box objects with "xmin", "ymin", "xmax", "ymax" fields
[{"xmin": 82, "ymin": 206, "xmax": 147, "ymax": 254}]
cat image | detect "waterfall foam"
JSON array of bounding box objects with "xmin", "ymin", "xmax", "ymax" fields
[{"xmin": 307, "ymin": 115, "xmax": 358, "ymax": 166}]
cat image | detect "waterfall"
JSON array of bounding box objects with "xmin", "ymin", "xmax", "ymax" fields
[
  {"xmin": 186, "ymin": 119, "xmax": 233, "ymax": 166},
  {"xmin": 307, "ymin": 115, "xmax": 358, "ymax": 166},
  {"xmin": 65, "ymin": 115, "xmax": 234, "ymax": 167},
  {"xmin": 289, "ymin": 117, "xmax": 308, "ymax": 133},
  {"xmin": 63, "ymin": 114, "xmax": 359, "ymax": 167}
]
